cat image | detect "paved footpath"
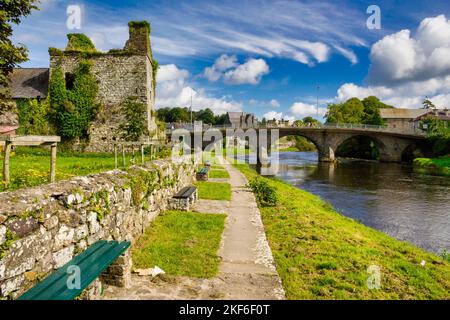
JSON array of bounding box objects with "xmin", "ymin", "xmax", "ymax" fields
[{"xmin": 102, "ymin": 159, "xmax": 285, "ymax": 300}]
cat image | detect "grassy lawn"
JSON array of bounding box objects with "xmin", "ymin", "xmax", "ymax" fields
[
  {"xmin": 196, "ymin": 181, "xmax": 232, "ymax": 201},
  {"xmin": 211, "ymin": 165, "xmax": 224, "ymax": 170},
  {"xmin": 234, "ymin": 163, "xmax": 450, "ymax": 299},
  {"xmin": 209, "ymin": 169, "xmax": 230, "ymax": 179},
  {"xmin": 413, "ymin": 155, "xmax": 450, "ymax": 176},
  {"xmin": 279, "ymin": 147, "xmax": 300, "ymax": 152},
  {"xmin": 0, "ymin": 146, "xmax": 167, "ymax": 192},
  {"xmin": 132, "ymin": 211, "xmax": 226, "ymax": 278}
]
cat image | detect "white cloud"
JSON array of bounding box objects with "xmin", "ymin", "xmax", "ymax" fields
[
  {"xmin": 270, "ymin": 99, "xmax": 280, "ymax": 108},
  {"xmin": 204, "ymin": 56, "xmax": 270, "ymax": 85},
  {"xmin": 335, "ymin": 15, "xmax": 450, "ymax": 109},
  {"xmin": 204, "ymin": 54, "xmax": 238, "ymax": 82},
  {"xmin": 263, "ymin": 111, "xmax": 294, "ymax": 121},
  {"xmin": 334, "ymin": 45, "xmax": 358, "ymax": 65},
  {"xmin": 223, "ymin": 58, "xmax": 269, "ymax": 85},
  {"xmin": 263, "ymin": 111, "xmax": 283, "ymax": 120},
  {"xmin": 290, "ymin": 102, "xmax": 326, "ymax": 118},
  {"xmin": 368, "ymin": 15, "xmax": 450, "ymax": 84},
  {"xmin": 156, "ymin": 64, "xmax": 242, "ymax": 114},
  {"xmin": 158, "ymin": 64, "xmax": 190, "ymax": 82}
]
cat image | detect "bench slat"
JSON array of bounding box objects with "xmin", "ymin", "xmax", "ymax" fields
[
  {"xmin": 18, "ymin": 240, "xmax": 130, "ymax": 300},
  {"xmin": 173, "ymin": 186, "xmax": 197, "ymax": 199}
]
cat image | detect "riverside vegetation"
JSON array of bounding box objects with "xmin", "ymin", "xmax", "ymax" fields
[{"xmin": 233, "ymin": 163, "xmax": 450, "ymax": 299}]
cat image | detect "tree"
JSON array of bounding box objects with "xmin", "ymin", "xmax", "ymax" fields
[
  {"xmin": 0, "ymin": 0, "xmax": 40, "ymax": 86},
  {"xmin": 422, "ymin": 98, "xmax": 436, "ymax": 110},
  {"xmin": 302, "ymin": 116, "xmax": 320, "ymax": 125},
  {"xmin": 325, "ymin": 96, "xmax": 392, "ymax": 125},
  {"xmin": 361, "ymin": 96, "xmax": 386, "ymax": 125},
  {"xmin": 195, "ymin": 108, "xmax": 215, "ymax": 124},
  {"xmin": 325, "ymin": 98, "xmax": 365, "ymax": 124},
  {"xmin": 120, "ymin": 97, "xmax": 148, "ymax": 141}
]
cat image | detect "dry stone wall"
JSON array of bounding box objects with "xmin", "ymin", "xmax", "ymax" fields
[{"xmin": 0, "ymin": 159, "xmax": 194, "ymax": 299}]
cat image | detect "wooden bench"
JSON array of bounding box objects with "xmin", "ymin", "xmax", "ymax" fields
[
  {"xmin": 169, "ymin": 186, "xmax": 198, "ymax": 211},
  {"xmin": 196, "ymin": 167, "xmax": 210, "ymax": 181},
  {"xmin": 18, "ymin": 240, "xmax": 130, "ymax": 300}
]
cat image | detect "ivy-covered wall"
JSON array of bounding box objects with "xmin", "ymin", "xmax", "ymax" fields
[{"xmin": 0, "ymin": 158, "xmax": 195, "ymax": 299}]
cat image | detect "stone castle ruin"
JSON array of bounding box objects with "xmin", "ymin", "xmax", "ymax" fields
[{"xmin": 1, "ymin": 21, "xmax": 157, "ymax": 152}]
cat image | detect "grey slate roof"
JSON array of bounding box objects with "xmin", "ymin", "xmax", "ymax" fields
[{"xmin": 1, "ymin": 68, "xmax": 50, "ymax": 99}]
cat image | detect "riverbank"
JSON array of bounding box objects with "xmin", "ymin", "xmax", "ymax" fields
[
  {"xmin": 413, "ymin": 155, "xmax": 450, "ymax": 176},
  {"xmin": 233, "ymin": 162, "xmax": 450, "ymax": 299}
]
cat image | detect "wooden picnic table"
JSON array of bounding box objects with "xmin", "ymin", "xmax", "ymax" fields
[{"xmin": 0, "ymin": 135, "xmax": 61, "ymax": 188}]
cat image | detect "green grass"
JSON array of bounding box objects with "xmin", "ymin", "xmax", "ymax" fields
[
  {"xmin": 211, "ymin": 165, "xmax": 224, "ymax": 170},
  {"xmin": 233, "ymin": 163, "xmax": 450, "ymax": 299},
  {"xmin": 413, "ymin": 155, "xmax": 450, "ymax": 176},
  {"xmin": 196, "ymin": 181, "xmax": 232, "ymax": 201},
  {"xmin": 279, "ymin": 147, "xmax": 300, "ymax": 152},
  {"xmin": 0, "ymin": 146, "xmax": 168, "ymax": 192},
  {"xmin": 209, "ymin": 169, "xmax": 230, "ymax": 179},
  {"xmin": 132, "ymin": 211, "xmax": 226, "ymax": 278}
]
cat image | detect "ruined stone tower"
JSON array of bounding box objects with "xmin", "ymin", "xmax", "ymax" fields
[{"xmin": 49, "ymin": 21, "xmax": 157, "ymax": 152}]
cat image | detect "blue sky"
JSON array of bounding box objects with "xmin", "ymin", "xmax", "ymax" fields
[{"xmin": 13, "ymin": 0, "xmax": 450, "ymax": 120}]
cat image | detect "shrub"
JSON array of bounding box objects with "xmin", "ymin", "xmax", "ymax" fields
[
  {"xmin": 247, "ymin": 177, "xmax": 278, "ymax": 206},
  {"xmin": 16, "ymin": 98, "xmax": 53, "ymax": 135},
  {"xmin": 65, "ymin": 34, "xmax": 97, "ymax": 52},
  {"xmin": 119, "ymin": 97, "xmax": 148, "ymax": 141}
]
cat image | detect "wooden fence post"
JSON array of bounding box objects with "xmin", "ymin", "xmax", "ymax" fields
[
  {"xmin": 114, "ymin": 144, "xmax": 118, "ymax": 169},
  {"xmin": 141, "ymin": 144, "xmax": 145, "ymax": 165},
  {"xmin": 122, "ymin": 145, "xmax": 126, "ymax": 167},
  {"xmin": 2, "ymin": 140, "xmax": 12, "ymax": 188},
  {"xmin": 50, "ymin": 143, "xmax": 57, "ymax": 183}
]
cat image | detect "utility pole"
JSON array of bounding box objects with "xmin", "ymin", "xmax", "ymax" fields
[
  {"xmin": 316, "ymin": 85, "xmax": 320, "ymax": 117},
  {"xmin": 190, "ymin": 92, "xmax": 193, "ymax": 126}
]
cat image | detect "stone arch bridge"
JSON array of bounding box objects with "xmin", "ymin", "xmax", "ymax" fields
[{"xmin": 171, "ymin": 125, "xmax": 428, "ymax": 163}]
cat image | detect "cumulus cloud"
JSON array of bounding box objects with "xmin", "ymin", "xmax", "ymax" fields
[
  {"xmin": 368, "ymin": 15, "xmax": 450, "ymax": 84},
  {"xmin": 290, "ymin": 102, "xmax": 326, "ymax": 118},
  {"xmin": 204, "ymin": 56, "xmax": 270, "ymax": 85},
  {"xmin": 156, "ymin": 64, "xmax": 242, "ymax": 114},
  {"xmin": 336, "ymin": 15, "xmax": 450, "ymax": 109},
  {"xmin": 263, "ymin": 111, "xmax": 283, "ymax": 120},
  {"xmin": 223, "ymin": 58, "xmax": 269, "ymax": 85},
  {"xmin": 263, "ymin": 111, "xmax": 294, "ymax": 121},
  {"xmin": 204, "ymin": 54, "xmax": 238, "ymax": 82}
]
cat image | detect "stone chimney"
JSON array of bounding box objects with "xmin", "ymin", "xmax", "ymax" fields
[{"xmin": 124, "ymin": 21, "xmax": 152, "ymax": 56}]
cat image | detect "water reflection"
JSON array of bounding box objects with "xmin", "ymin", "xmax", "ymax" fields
[{"xmin": 273, "ymin": 152, "xmax": 450, "ymax": 253}]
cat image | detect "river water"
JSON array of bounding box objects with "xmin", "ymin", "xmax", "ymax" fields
[{"xmin": 268, "ymin": 151, "xmax": 450, "ymax": 254}]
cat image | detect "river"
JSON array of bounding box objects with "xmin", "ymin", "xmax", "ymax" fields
[{"xmin": 268, "ymin": 151, "xmax": 450, "ymax": 254}]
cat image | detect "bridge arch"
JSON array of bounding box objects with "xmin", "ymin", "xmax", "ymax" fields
[{"xmin": 334, "ymin": 134, "xmax": 386, "ymax": 161}]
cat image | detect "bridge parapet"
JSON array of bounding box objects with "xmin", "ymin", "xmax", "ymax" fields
[{"xmin": 166, "ymin": 122, "xmax": 426, "ymax": 137}]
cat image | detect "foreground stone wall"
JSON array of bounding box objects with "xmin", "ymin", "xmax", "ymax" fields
[{"xmin": 0, "ymin": 159, "xmax": 194, "ymax": 299}]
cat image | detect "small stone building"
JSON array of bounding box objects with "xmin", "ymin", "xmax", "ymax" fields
[
  {"xmin": 380, "ymin": 108, "xmax": 450, "ymax": 132},
  {"xmin": 225, "ymin": 112, "xmax": 256, "ymax": 128},
  {"xmin": 49, "ymin": 21, "xmax": 157, "ymax": 152},
  {"xmin": 0, "ymin": 68, "xmax": 49, "ymax": 136}
]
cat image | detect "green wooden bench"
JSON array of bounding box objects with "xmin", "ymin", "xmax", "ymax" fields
[
  {"xmin": 199, "ymin": 167, "xmax": 209, "ymax": 174},
  {"xmin": 18, "ymin": 240, "xmax": 130, "ymax": 300},
  {"xmin": 196, "ymin": 167, "xmax": 210, "ymax": 181}
]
